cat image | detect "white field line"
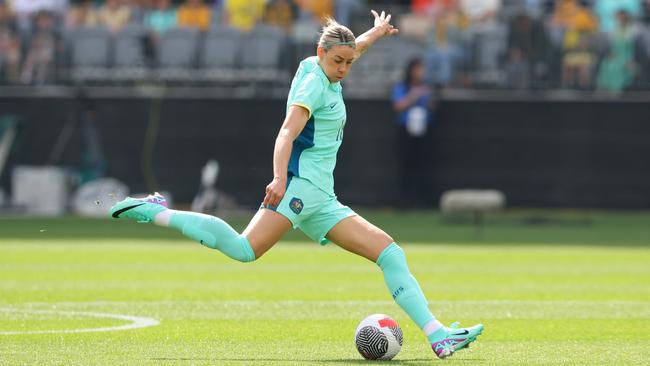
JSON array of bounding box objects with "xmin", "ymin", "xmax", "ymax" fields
[{"xmin": 0, "ymin": 308, "xmax": 159, "ymax": 335}]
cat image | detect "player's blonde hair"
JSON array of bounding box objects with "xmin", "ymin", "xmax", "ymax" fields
[{"xmin": 318, "ymin": 17, "xmax": 356, "ymax": 50}]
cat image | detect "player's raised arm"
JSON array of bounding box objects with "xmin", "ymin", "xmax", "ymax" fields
[{"xmin": 353, "ymin": 10, "xmax": 399, "ymax": 63}]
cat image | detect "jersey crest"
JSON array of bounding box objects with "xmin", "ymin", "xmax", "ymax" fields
[{"xmin": 290, "ymin": 197, "xmax": 304, "ymax": 214}]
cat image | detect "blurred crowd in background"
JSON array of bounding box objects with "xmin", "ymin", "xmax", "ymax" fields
[{"xmin": 1, "ymin": 0, "xmax": 650, "ymax": 94}]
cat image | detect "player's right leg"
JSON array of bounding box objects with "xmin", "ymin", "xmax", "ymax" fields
[
  {"xmin": 110, "ymin": 193, "xmax": 292, "ymax": 261},
  {"xmin": 326, "ymin": 215, "xmax": 484, "ymax": 359}
]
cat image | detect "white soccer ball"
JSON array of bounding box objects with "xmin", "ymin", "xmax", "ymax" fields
[{"xmin": 354, "ymin": 314, "xmax": 403, "ymax": 360}]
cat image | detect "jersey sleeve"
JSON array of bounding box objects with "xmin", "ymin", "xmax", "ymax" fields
[
  {"xmin": 288, "ymin": 72, "xmax": 325, "ymax": 118},
  {"xmin": 392, "ymin": 83, "xmax": 408, "ymax": 103}
]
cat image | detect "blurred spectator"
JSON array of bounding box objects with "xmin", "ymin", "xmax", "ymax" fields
[
  {"xmin": 412, "ymin": 0, "xmax": 457, "ymax": 16},
  {"xmin": 550, "ymin": 0, "xmax": 581, "ymax": 46},
  {"xmin": 506, "ymin": 10, "xmax": 549, "ymax": 88},
  {"xmin": 224, "ymin": 0, "xmax": 264, "ymax": 32},
  {"xmin": 637, "ymin": 1, "xmax": 650, "ymax": 86},
  {"xmin": 412, "ymin": 0, "xmax": 433, "ymax": 14},
  {"xmin": 65, "ymin": 0, "xmax": 98, "ymax": 29},
  {"xmin": 98, "ymin": 0, "xmax": 131, "ymax": 33},
  {"xmin": 0, "ymin": 0, "xmax": 20, "ymax": 84},
  {"xmin": 263, "ymin": 0, "xmax": 296, "ymax": 33},
  {"xmin": 460, "ymin": 0, "xmax": 501, "ymax": 31},
  {"xmin": 335, "ymin": 0, "xmax": 362, "ymax": 26},
  {"xmin": 595, "ymin": 0, "xmax": 642, "ymax": 34},
  {"xmin": 12, "ymin": 0, "xmax": 67, "ymax": 38},
  {"xmin": 124, "ymin": 0, "xmax": 152, "ymax": 25},
  {"xmin": 423, "ymin": 7, "xmax": 468, "ymax": 85},
  {"xmin": 20, "ymin": 10, "xmax": 57, "ymax": 84},
  {"xmin": 294, "ymin": 0, "xmax": 333, "ymax": 23},
  {"xmin": 520, "ymin": 0, "xmax": 544, "ymax": 19},
  {"xmin": 462, "ymin": 0, "xmax": 504, "ymax": 85},
  {"xmin": 392, "ymin": 58, "xmax": 436, "ymax": 208},
  {"xmin": 177, "ymin": 0, "xmax": 211, "ymax": 31},
  {"xmin": 553, "ymin": 1, "xmax": 599, "ymax": 89},
  {"xmin": 212, "ymin": 0, "xmax": 224, "ymax": 23},
  {"xmin": 144, "ymin": 0, "xmax": 176, "ymax": 38},
  {"xmin": 597, "ymin": 10, "xmax": 639, "ymax": 92},
  {"xmin": 400, "ymin": 1, "xmax": 458, "ymax": 41}
]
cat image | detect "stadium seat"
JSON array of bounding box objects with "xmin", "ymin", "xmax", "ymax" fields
[
  {"xmin": 197, "ymin": 25, "xmax": 242, "ymax": 83},
  {"xmin": 156, "ymin": 27, "xmax": 201, "ymax": 82},
  {"xmin": 291, "ymin": 19, "xmax": 319, "ymax": 67},
  {"xmin": 113, "ymin": 24, "xmax": 149, "ymax": 82},
  {"xmin": 240, "ymin": 24, "xmax": 289, "ymax": 84},
  {"xmin": 68, "ymin": 26, "xmax": 112, "ymax": 82},
  {"xmin": 344, "ymin": 36, "xmax": 422, "ymax": 98}
]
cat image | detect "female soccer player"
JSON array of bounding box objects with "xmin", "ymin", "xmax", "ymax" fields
[{"xmin": 110, "ymin": 10, "xmax": 483, "ymax": 359}]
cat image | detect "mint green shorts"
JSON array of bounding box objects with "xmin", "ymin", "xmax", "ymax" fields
[{"xmin": 262, "ymin": 177, "xmax": 356, "ymax": 245}]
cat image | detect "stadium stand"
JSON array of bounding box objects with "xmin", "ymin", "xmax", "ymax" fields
[
  {"xmin": 68, "ymin": 25, "xmax": 112, "ymax": 82},
  {"xmin": 156, "ymin": 26, "xmax": 200, "ymax": 82},
  {"xmin": 0, "ymin": 0, "xmax": 649, "ymax": 96},
  {"xmin": 240, "ymin": 24, "xmax": 289, "ymax": 84},
  {"xmin": 198, "ymin": 25, "xmax": 242, "ymax": 83},
  {"xmin": 112, "ymin": 24, "xmax": 149, "ymax": 82}
]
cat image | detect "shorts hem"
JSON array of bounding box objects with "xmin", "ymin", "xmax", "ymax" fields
[
  {"xmin": 316, "ymin": 211, "xmax": 358, "ymax": 245},
  {"xmin": 261, "ymin": 205, "xmax": 299, "ymax": 229}
]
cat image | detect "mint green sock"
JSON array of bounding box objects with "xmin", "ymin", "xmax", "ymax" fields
[
  {"xmin": 168, "ymin": 211, "xmax": 255, "ymax": 263},
  {"xmin": 377, "ymin": 243, "xmax": 440, "ymax": 340}
]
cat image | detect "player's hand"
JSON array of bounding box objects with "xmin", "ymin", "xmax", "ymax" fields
[
  {"xmin": 371, "ymin": 10, "xmax": 399, "ymax": 37},
  {"xmin": 263, "ymin": 176, "xmax": 287, "ymax": 208}
]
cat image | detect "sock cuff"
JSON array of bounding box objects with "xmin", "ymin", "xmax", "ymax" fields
[{"xmin": 376, "ymin": 242, "xmax": 401, "ymax": 268}]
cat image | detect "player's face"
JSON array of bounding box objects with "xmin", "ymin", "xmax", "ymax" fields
[{"xmin": 317, "ymin": 45, "xmax": 355, "ymax": 83}]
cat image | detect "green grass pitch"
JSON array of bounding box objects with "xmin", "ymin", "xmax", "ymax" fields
[{"xmin": 0, "ymin": 210, "xmax": 649, "ymax": 365}]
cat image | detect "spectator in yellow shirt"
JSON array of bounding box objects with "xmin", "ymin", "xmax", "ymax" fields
[
  {"xmin": 224, "ymin": 0, "xmax": 265, "ymax": 32},
  {"xmin": 98, "ymin": 0, "xmax": 130, "ymax": 33},
  {"xmin": 177, "ymin": 0, "xmax": 211, "ymax": 31}
]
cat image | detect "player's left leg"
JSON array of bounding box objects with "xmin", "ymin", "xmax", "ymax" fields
[
  {"xmin": 326, "ymin": 215, "xmax": 483, "ymax": 358},
  {"xmin": 110, "ymin": 193, "xmax": 291, "ymax": 262}
]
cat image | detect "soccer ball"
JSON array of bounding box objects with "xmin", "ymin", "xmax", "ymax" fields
[{"xmin": 354, "ymin": 314, "xmax": 403, "ymax": 360}]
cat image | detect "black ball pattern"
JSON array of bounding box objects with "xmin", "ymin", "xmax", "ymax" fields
[
  {"xmin": 355, "ymin": 326, "xmax": 388, "ymax": 360},
  {"xmin": 390, "ymin": 325, "xmax": 403, "ymax": 346}
]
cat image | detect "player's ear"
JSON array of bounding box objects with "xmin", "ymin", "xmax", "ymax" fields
[{"xmin": 317, "ymin": 47, "xmax": 326, "ymax": 60}]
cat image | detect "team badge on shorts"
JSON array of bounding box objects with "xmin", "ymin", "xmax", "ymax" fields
[{"xmin": 289, "ymin": 197, "xmax": 304, "ymax": 214}]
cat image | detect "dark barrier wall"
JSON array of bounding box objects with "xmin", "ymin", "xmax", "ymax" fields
[{"xmin": 1, "ymin": 95, "xmax": 649, "ymax": 208}]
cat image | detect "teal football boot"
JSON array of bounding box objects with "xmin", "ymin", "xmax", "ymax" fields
[
  {"xmin": 431, "ymin": 322, "xmax": 484, "ymax": 359},
  {"xmin": 109, "ymin": 192, "xmax": 168, "ymax": 223}
]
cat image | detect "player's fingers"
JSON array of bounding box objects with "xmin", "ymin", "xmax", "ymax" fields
[
  {"xmin": 390, "ymin": 28, "xmax": 399, "ymax": 35},
  {"xmin": 386, "ymin": 14, "xmax": 391, "ymax": 24},
  {"xmin": 371, "ymin": 9, "xmax": 378, "ymax": 18},
  {"xmin": 264, "ymin": 186, "xmax": 276, "ymax": 205},
  {"xmin": 272, "ymin": 194, "xmax": 282, "ymax": 207},
  {"xmin": 381, "ymin": 11, "xmax": 385, "ymax": 19}
]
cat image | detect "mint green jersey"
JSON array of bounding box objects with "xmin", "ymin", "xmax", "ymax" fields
[{"xmin": 286, "ymin": 56, "xmax": 346, "ymax": 196}]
